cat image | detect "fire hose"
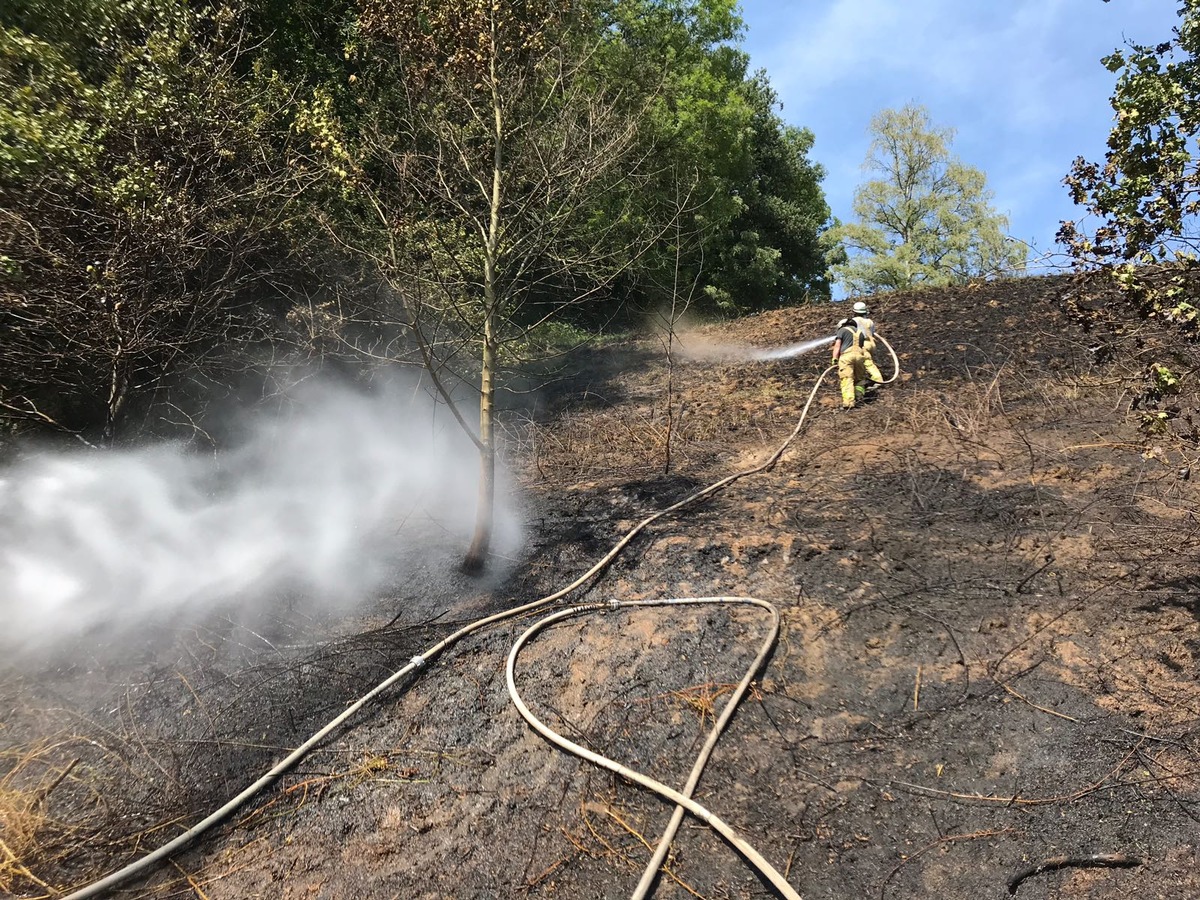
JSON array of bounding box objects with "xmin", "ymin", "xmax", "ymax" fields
[
  {"xmin": 59, "ymin": 335, "xmax": 899, "ymax": 900},
  {"xmin": 508, "ymin": 596, "xmax": 791, "ymax": 899}
]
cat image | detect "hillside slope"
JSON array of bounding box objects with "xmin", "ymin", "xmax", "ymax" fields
[{"xmin": 5, "ymin": 274, "xmax": 1200, "ymax": 900}]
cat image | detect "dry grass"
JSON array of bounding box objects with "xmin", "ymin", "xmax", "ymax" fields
[
  {"xmin": 900, "ymin": 368, "xmax": 1007, "ymax": 441},
  {"xmin": 515, "ymin": 406, "xmax": 685, "ymax": 481},
  {"xmin": 0, "ymin": 738, "xmax": 82, "ymax": 897},
  {"xmin": 510, "ymin": 384, "xmax": 791, "ymax": 484},
  {"xmin": 0, "ymin": 719, "xmax": 166, "ymax": 898}
]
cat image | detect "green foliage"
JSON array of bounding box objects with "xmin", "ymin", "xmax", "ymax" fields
[
  {"xmin": 0, "ymin": 27, "xmax": 96, "ymax": 180},
  {"xmin": 703, "ymin": 74, "xmax": 831, "ymax": 309},
  {"xmin": 1138, "ymin": 361, "xmax": 1186, "ymax": 437},
  {"xmin": 510, "ymin": 318, "xmax": 629, "ymax": 359},
  {"xmin": 1150, "ymin": 362, "xmax": 1181, "ymax": 395},
  {"xmin": 1, "ymin": 0, "xmax": 319, "ymax": 443},
  {"xmin": 829, "ymin": 104, "xmax": 1025, "ymax": 295},
  {"xmin": 596, "ymin": 0, "xmax": 831, "ymax": 315},
  {"xmin": 0, "ymin": 0, "xmax": 834, "ymax": 448},
  {"xmin": 1068, "ymin": 6, "xmax": 1198, "ymax": 472},
  {"xmin": 328, "ymin": 0, "xmax": 827, "ymax": 339},
  {"xmin": 1061, "ymin": 1, "xmax": 1200, "ymax": 337},
  {"xmin": 244, "ymin": 0, "xmax": 358, "ymax": 88},
  {"xmin": 1107, "ymin": 262, "xmax": 1199, "ymax": 335},
  {"xmin": 1064, "ymin": 1, "xmax": 1200, "ymax": 264}
]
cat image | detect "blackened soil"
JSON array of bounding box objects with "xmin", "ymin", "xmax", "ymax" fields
[{"xmin": 4, "ymin": 275, "xmax": 1200, "ymax": 900}]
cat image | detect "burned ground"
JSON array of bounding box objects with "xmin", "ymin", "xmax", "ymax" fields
[{"xmin": 3, "ymin": 274, "xmax": 1200, "ymax": 900}]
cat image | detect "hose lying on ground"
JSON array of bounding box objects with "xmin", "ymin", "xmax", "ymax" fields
[
  {"xmin": 507, "ymin": 597, "xmax": 791, "ymax": 900},
  {"xmin": 63, "ymin": 333, "xmax": 899, "ymax": 899}
]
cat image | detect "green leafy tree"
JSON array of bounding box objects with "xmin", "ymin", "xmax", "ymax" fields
[
  {"xmin": 596, "ymin": 0, "xmax": 831, "ymax": 314},
  {"xmin": 1058, "ymin": 2, "xmax": 1200, "ymax": 448},
  {"xmin": 708, "ymin": 73, "xmax": 831, "ymax": 307},
  {"xmin": 829, "ymin": 103, "xmax": 1025, "ymax": 294},
  {"xmin": 1060, "ymin": 0, "xmax": 1200, "ymax": 335}
]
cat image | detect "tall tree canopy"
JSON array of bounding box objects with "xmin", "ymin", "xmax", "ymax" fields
[
  {"xmin": 608, "ymin": 0, "xmax": 832, "ymax": 313},
  {"xmin": 288, "ymin": 0, "xmax": 834, "ymax": 569},
  {"xmin": 707, "ymin": 72, "xmax": 832, "ymax": 309},
  {"xmin": 0, "ymin": 0, "xmax": 834, "ymax": 560},
  {"xmin": 829, "ymin": 104, "xmax": 1025, "ymax": 295}
]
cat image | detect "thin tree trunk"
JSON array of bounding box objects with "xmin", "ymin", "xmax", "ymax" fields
[
  {"xmin": 463, "ymin": 49, "xmax": 504, "ymax": 575},
  {"xmin": 462, "ymin": 306, "xmax": 496, "ymax": 574},
  {"xmin": 102, "ymin": 299, "xmax": 127, "ymax": 447}
]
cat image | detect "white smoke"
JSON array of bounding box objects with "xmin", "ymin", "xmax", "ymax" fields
[{"xmin": 0, "ymin": 381, "xmax": 522, "ymax": 654}]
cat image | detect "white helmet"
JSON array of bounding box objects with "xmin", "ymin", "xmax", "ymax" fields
[{"xmin": 852, "ymin": 300, "xmax": 869, "ymax": 316}]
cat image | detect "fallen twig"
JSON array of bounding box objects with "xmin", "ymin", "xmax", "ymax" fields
[
  {"xmin": 895, "ymin": 739, "xmax": 1142, "ymax": 806},
  {"xmin": 998, "ymin": 681, "xmax": 1080, "ymax": 723},
  {"xmin": 172, "ymin": 859, "xmax": 213, "ymax": 899},
  {"xmin": 1006, "ymin": 852, "xmax": 1141, "ymax": 894},
  {"xmin": 1, "ymin": 836, "xmax": 53, "ymax": 891},
  {"xmin": 601, "ymin": 805, "xmax": 705, "ymax": 898},
  {"xmin": 1014, "ymin": 554, "xmax": 1055, "ymax": 594},
  {"xmin": 32, "ymin": 757, "xmax": 80, "ymax": 809}
]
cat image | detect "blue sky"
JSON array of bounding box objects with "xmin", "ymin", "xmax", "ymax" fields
[{"xmin": 738, "ymin": 0, "xmax": 1183, "ymax": 273}]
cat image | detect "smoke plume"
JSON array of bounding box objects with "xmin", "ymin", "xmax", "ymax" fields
[{"xmin": 0, "ymin": 381, "xmax": 521, "ymax": 655}]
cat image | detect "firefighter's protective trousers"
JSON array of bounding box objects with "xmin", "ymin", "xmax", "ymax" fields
[
  {"xmin": 838, "ymin": 346, "xmax": 868, "ymax": 408},
  {"xmin": 861, "ymin": 343, "xmax": 883, "ymax": 385}
]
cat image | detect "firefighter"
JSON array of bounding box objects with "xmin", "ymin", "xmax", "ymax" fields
[
  {"xmin": 830, "ymin": 317, "xmax": 868, "ymax": 409},
  {"xmin": 850, "ymin": 299, "xmax": 885, "ymax": 387}
]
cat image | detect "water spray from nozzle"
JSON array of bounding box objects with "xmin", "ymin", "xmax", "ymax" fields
[
  {"xmin": 0, "ymin": 382, "xmax": 524, "ymax": 657},
  {"xmin": 677, "ymin": 334, "xmax": 835, "ymax": 364},
  {"xmin": 742, "ymin": 335, "xmax": 835, "ymax": 361}
]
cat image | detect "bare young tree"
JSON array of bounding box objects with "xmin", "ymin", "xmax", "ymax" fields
[
  {"xmin": 650, "ymin": 176, "xmax": 705, "ymax": 475},
  {"xmin": 332, "ymin": 0, "xmax": 665, "ymax": 572}
]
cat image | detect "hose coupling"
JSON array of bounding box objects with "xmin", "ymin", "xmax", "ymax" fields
[
  {"xmin": 409, "ymin": 654, "xmax": 426, "ymax": 670},
  {"xmin": 606, "ymin": 599, "xmax": 622, "ymax": 610}
]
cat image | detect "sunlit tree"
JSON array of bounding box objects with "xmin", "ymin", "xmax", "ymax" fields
[
  {"xmin": 0, "ymin": 0, "xmax": 317, "ymax": 445},
  {"xmin": 1060, "ymin": 0, "xmax": 1200, "ymax": 335},
  {"xmin": 830, "ymin": 103, "xmax": 1025, "ymax": 294},
  {"xmin": 598, "ymin": 0, "xmax": 831, "ymax": 313}
]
